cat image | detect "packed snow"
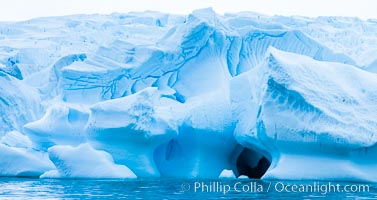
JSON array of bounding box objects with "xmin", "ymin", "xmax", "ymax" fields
[{"xmin": 0, "ymin": 8, "xmax": 377, "ymax": 181}]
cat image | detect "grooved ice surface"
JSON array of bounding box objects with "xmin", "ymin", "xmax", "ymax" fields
[{"xmin": 1, "ymin": 8, "xmax": 377, "ymax": 180}]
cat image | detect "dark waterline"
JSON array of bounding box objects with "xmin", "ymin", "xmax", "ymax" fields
[{"xmin": 0, "ymin": 178, "xmax": 376, "ymax": 199}]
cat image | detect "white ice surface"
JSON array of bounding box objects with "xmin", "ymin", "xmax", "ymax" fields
[
  {"xmin": 41, "ymin": 143, "xmax": 136, "ymax": 179},
  {"xmin": 0, "ymin": 9, "xmax": 376, "ymax": 180},
  {"xmin": 219, "ymin": 169, "xmax": 236, "ymax": 179},
  {"xmin": 231, "ymin": 47, "xmax": 377, "ymax": 182}
]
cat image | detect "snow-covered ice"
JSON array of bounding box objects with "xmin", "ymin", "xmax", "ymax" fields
[
  {"xmin": 0, "ymin": 8, "xmax": 377, "ymax": 181},
  {"xmin": 41, "ymin": 143, "xmax": 137, "ymax": 179}
]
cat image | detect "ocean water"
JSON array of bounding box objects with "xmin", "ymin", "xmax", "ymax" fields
[{"xmin": 0, "ymin": 178, "xmax": 376, "ymax": 199}]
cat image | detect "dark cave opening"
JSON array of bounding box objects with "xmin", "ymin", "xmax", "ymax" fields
[{"xmin": 236, "ymin": 148, "xmax": 271, "ymax": 179}]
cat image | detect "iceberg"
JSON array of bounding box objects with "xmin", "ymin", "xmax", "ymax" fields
[
  {"xmin": 0, "ymin": 8, "xmax": 376, "ymax": 181},
  {"xmin": 219, "ymin": 169, "xmax": 236, "ymax": 179},
  {"xmin": 0, "ymin": 144, "xmax": 53, "ymax": 177},
  {"xmin": 231, "ymin": 48, "xmax": 377, "ymax": 182},
  {"xmin": 0, "ymin": 131, "xmax": 54, "ymax": 177},
  {"xmin": 0, "ymin": 130, "xmax": 33, "ymax": 148},
  {"xmin": 0, "ymin": 73, "xmax": 42, "ymax": 135},
  {"xmin": 24, "ymin": 104, "xmax": 89, "ymax": 150},
  {"xmin": 86, "ymin": 87, "xmax": 179, "ymax": 177},
  {"xmin": 154, "ymin": 89, "xmax": 238, "ymax": 178},
  {"xmin": 41, "ymin": 143, "xmax": 137, "ymax": 179}
]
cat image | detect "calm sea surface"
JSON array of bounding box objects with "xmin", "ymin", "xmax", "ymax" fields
[{"xmin": 0, "ymin": 178, "xmax": 376, "ymax": 199}]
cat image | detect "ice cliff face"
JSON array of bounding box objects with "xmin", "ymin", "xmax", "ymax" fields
[{"xmin": 1, "ymin": 8, "xmax": 377, "ymax": 181}]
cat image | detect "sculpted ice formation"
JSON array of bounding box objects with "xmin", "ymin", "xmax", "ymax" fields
[
  {"xmin": 24, "ymin": 104, "xmax": 89, "ymax": 150},
  {"xmin": 1, "ymin": 131, "xmax": 33, "ymax": 148},
  {"xmin": 0, "ymin": 144, "xmax": 53, "ymax": 177},
  {"xmin": 0, "ymin": 131, "xmax": 54, "ymax": 176},
  {"xmin": 41, "ymin": 143, "xmax": 137, "ymax": 179},
  {"xmin": 154, "ymin": 89, "xmax": 239, "ymax": 178},
  {"xmin": 86, "ymin": 87, "xmax": 179, "ymax": 177},
  {"xmin": 231, "ymin": 48, "xmax": 377, "ymax": 181},
  {"xmin": 0, "ymin": 9, "xmax": 376, "ymax": 180},
  {"xmin": 0, "ymin": 73, "xmax": 42, "ymax": 134}
]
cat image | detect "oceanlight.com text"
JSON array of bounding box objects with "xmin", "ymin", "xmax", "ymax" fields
[{"xmin": 180, "ymin": 181, "xmax": 370, "ymax": 195}]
